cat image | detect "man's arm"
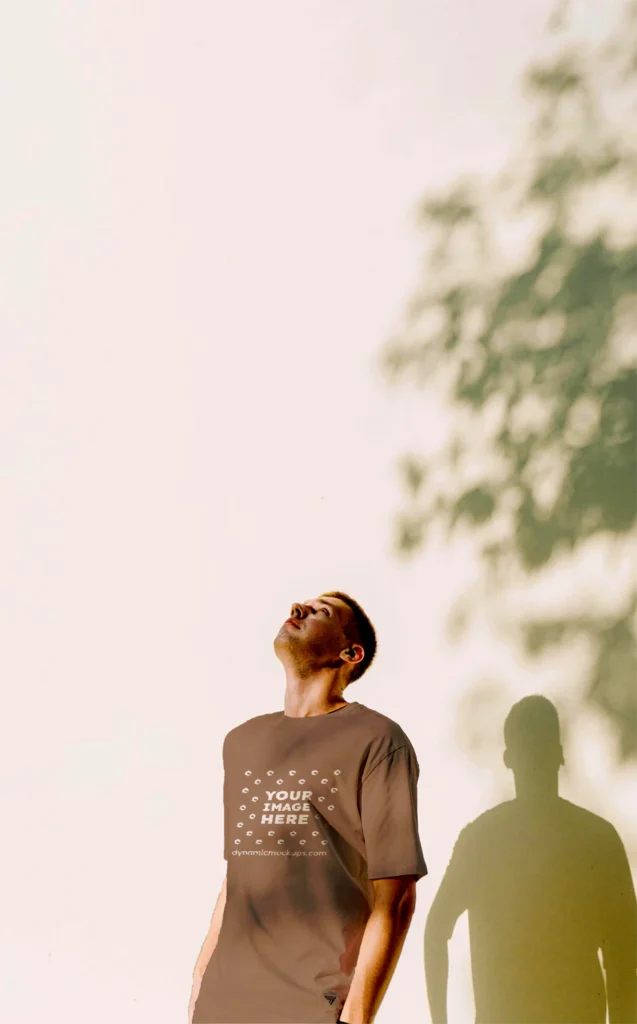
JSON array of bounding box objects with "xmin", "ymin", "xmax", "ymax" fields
[
  {"xmin": 424, "ymin": 890, "xmax": 456, "ymax": 1024},
  {"xmin": 188, "ymin": 873, "xmax": 227, "ymax": 1023},
  {"xmin": 423, "ymin": 826, "xmax": 471, "ymax": 1024},
  {"xmin": 339, "ymin": 876, "xmax": 418, "ymax": 1024},
  {"xmin": 600, "ymin": 830, "xmax": 637, "ymax": 1024}
]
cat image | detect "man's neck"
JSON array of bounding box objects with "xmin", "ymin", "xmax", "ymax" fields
[{"xmin": 281, "ymin": 664, "xmax": 349, "ymax": 718}]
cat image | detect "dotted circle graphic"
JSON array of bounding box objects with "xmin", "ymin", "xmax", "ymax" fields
[{"xmin": 235, "ymin": 765, "xmax": 342, "ymax": 849}]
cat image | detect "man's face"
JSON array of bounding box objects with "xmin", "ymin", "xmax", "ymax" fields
[{"xmin": 274, "ymin": 595, "xmax": 355, "ymax": 669}]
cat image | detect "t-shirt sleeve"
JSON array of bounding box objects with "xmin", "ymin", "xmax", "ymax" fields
[{"xmin": 360, "ymin": 743, "xmax": 428, "ymax": 881}]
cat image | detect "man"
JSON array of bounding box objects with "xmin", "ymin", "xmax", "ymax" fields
[
  {"xmin": 189, "ymin": 590, "xmax": 428, "ymax": 1024},
  {"xmin": 425, "ymin": 695, "xmax": 637, "ymax": 1024}
]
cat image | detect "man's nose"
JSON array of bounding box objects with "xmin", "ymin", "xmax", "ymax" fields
[{"xmin": 291, "ymin": 603, "xmax": 307, "ymax": 619}]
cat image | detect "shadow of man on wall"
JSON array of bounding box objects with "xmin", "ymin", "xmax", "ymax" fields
[{"xmin": 424, "ymin": 695, "xmax": 637, "ymax": 1024}]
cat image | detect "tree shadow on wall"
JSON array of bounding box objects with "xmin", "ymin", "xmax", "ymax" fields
[
  {"xmin": 381, "ymin": 1, "xmax": 637, "ymax": 763},
  {"xmin": 424, "ymin": 696, "xmax": 637, "ymax": 1024}
]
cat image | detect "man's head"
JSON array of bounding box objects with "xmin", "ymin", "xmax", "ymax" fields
[
  {"xmin": 274, "ymin": 590, "xmax": 377, "ymax": 685},
  {"xmin": 503, "ymin": 695, "xmax": 565, "ymax": 774}
]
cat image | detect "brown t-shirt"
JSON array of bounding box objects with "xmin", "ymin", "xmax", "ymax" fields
[{"xmin": 193, "ymin": 700, "xmax": 428, "ymax": 1024}]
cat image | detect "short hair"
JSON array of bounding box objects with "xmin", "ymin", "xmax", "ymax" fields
[
  {"xmin": 504, "ymin": 695, "xmax": 561, "ymax": 752},
  {"xmin": 321, "ymin": 591, "xmax": 377, "ymax": 683}
]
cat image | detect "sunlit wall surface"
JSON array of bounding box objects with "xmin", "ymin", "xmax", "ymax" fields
[{"xmin": 0, "ymin": 2, "xmax": 634, "ymax": 1022}]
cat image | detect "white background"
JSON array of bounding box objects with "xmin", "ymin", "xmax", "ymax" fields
[{"xmin": 0, "ymin": 2, "xmax": 633, "ymax": 1022}]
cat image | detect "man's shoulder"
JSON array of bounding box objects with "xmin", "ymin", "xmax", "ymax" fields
[
  {"xmin": 358, "ymin": 703, "xmax": 417, "ymax": 747},
  {"xmin": 353, "ymin": 704, "xmax": 420, "ymax": 778},
  {"xmin": 223, "ymin": 710, "xmax": 279, "ymax": 743},
  {"xmin": 221, "ymin": 702, "xmax": 415, "ymax": 756}
]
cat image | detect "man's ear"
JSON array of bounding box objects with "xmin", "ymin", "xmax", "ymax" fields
[{"xmin": 341, "ymin": 644, "xmax": 364, "ymax": 665}]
